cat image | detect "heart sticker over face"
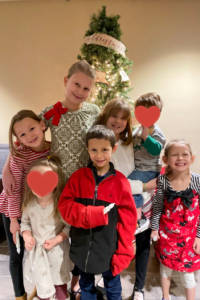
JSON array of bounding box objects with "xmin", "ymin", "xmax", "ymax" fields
[
  {"xmin": 27, "ymin": 170, "xmax": 58, "ymax": 197},
  {"xmin": 135, "ymin": 105, "xmax": 160, "ymax": 127}
]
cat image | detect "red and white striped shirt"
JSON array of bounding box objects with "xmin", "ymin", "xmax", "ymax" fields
[{"xmin": 0, "ymin": 145, "xmax": 50, "ymax": 218}]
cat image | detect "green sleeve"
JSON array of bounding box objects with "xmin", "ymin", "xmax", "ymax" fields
[{"xmin": 142, "ymin": 135, "xmax": 162, "ymax": 156}]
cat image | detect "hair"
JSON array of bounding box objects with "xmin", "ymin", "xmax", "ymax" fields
[
  {"xmin": 86, "ymin": 125, "xmax": 116, "ymax": 148},
  {"xmin": 67, "ymin": 60, "xmax": 96, "ymax": 80},
  {"xmin": 135, "ymin": 92, "xmax": 163, "ymax": 111},
  {"xmin": 95, "ymin": 98, "xmax": 133, "ymax": 145},
  {"xmin": 163, "ymin": 139, "xmax": 193, "ymax": 176},
  {"xmin": 9, "ymin": 110, "xmax": 43, "ymax": 157},
  {"xmin": 23, "ymin": 155, "xmax": 65, "ymax": 218}
]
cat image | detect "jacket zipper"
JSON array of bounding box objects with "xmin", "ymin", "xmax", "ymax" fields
[{"xmin": 84, "ymin": 185, "xmax": 98, "ymax": 272}]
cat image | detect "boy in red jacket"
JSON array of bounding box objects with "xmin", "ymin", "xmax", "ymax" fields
[{"xmin": 58, "ymin": 125, "xmax": 137, "ymax": 300}]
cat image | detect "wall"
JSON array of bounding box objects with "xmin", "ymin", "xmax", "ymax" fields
[{"xmin": 0, "ymin": 0, "xmax": 200, "ymax": 171}]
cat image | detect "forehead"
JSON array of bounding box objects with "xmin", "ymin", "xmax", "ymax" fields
[
  {"xmin": 14, "ymin": 117, "xmax": 39, "ymax": 133},
  {"xmin": 169, "ymin": 143, "xmax": 191, "ymax": 153},
  {"xmin": 30, "ymin": 165, "xmax": 52, "ymax": 173},
  {"xmin": 69, "ymin": 72, "xmax": 94, "ymax": 85},
  {"xmin": 88, "ymin": 138, "xmax": 112, "ymax": 148}
]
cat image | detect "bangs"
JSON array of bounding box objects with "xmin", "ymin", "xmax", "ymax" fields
[{"xmin": 109, "ymin": 105, "xmax": 131, "ymax": 120}]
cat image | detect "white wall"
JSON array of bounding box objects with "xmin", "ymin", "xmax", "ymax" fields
[{"xmin": 0, "ymin": 0, "xmax": 199, "ymax": 171}]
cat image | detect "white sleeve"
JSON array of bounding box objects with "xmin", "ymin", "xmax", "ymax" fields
[{"xmin": 128, "ymin": 179, "xmax": 143, "ymax": 194}]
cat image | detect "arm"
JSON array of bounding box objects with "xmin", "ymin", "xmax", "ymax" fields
[
  {"xmin": 150, "ymin": 176, "xmax": 164, "ymax": 240},
  {"xmin": 58, "ymin": 172, "xmax": 108, "ymax": 229},
  {"xmin": 111, "ymin": 177, "xmax": 137, "ymax": 276},
  {"xmin": 2, "ymin": 154, "xmax": 16, "ymax": 195},
  {"xmin": 21, "ymin": 208, "xmax": 36, "ymax": 251},
  {"xmin": 142, "ymin": 126, "xmax": 166, "ymax": 156}
]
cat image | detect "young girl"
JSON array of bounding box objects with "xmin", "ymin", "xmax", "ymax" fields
[
  {"xmin": 40, "ymin": 59, "xmax": 100, "ymax": 181},
  {"xmin": 96, "ymin": 98, "xmax": 156, "ymax": 300},
  {"xmin": 0, "ymin": 110, "xmax": 50, "ymax": 300},
  {"xmin": 21, "ymin": 156, "xmax": 71, "ymax": 300},
  {"xmin": 151, "ymin": 139, "xmax": 200, "ymax": 300}
]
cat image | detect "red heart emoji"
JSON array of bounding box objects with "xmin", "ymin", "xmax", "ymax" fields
[
  {"xmin": 27, "ymin": 170, "xmax": 58, "ymax": 197},
  {"xmin": 135, "ymin": 106, "xmax": 160, "ymax": 127}
]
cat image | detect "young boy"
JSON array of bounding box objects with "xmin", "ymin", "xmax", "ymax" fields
[
  {"xmin": 128, "ymin": 92, "xmax": 166, "ymax": 234},
  {"xmin": 58, "ymin": 125, "xmax": 137, "ymax": 300}
]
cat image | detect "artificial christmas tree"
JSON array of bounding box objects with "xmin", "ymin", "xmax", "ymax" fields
[{"xmin": 78, "ymin": 6, "xmax": 133, "ymax": 108}]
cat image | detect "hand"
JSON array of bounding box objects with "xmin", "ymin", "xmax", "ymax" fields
[
  {"xmin": 150, "ymin": 230, "xmax": 159, "ymax": 244},
  {"xmin": 103, "ymin": 203, "xmax": 115, "ymax": 214},
  {"xmin": 193, "ymin": 237, "xmax": 200, "ymax": 255},
  {"xmin": 144, "ymin": 178, "xmax": 157, "ymax": 191},
  {"xmin": 10, "ymin": 218, "xmax": 20, "ymax": 244},
  {"xmin": 141, "ymin": 126, "xmax": 149, "ymax": 141},
  {"xmin": 43, "ymin": 237, "xmax": 57, "ymax": 250},
  {"xmin": 23, "ymin": 231, "xmax": 35, "ymax": 251}
]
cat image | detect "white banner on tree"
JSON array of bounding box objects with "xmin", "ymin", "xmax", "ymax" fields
[{"xmin": 84, "ymin": 33, "xmax": 126, "ymax": 57}]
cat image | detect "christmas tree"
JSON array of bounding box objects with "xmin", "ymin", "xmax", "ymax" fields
[{"xmin": 78, "ymin": 6, "xmax": 133, "ymax": 108}]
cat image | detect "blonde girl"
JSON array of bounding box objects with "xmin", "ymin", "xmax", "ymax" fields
[
  {"xmin": 96, "ymin": 98, "xmax": 156, "ymax": 300},
  {"xmin": 0, "ymin": 110, "xmax": 50, "ymax": 300},
  {"xmin": 151, "ymin": 139, "xmax": 200, "ymax": 300},
  {"xmin": 21, "ymin": 156, "xmax": 71, "ymax": 300}
]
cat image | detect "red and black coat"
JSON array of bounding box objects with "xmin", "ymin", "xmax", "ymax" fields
[{"xmin": 58, "ymin": 163, "xmax": 137, "ymax": 276}]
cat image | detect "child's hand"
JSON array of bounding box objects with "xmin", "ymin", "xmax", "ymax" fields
[
  {"xmin": 10, "ymin": 218, "xmax": 20, "ymax": 244},
  {"xmin": 145, "ymin": 178, "xmax": 157, "ymax": 191},
  {"xmin": 193, "ymin": 237, "xmax": 200, "ymax": 255},
  {"xmin": 43, "ymin": 232, "xmax": 67, "ymax": 250},
  {"xmin": 23, "ymin": 231, "xmax": 35, "ymax": 251},
  {"xmin": 43, "ymin": 238, "xmax": 58, "ymax": 250},
  {"xmin": 141, "ymin": 126, "xmax": 149, "ymax": 141},
  {"xmin": 150, "ymin": 230, "xmax": 159, "ymax": 243},
  {"xmin": 103, "ymin": 203, "xmax": 115, "ymax": 214}
]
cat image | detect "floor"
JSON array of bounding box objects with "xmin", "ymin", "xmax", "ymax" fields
[{"xmin": 0, "ymin": 239, "xmax": 200, "ymax": 300}]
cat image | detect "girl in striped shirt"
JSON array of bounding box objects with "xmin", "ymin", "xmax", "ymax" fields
[
  {"xmin": 0, "ymin": 110, "xmax": 50, "ymax": 300},
  {"xmin": 151, "ymin": 139, "xmax": 200, "ymax": 300}
]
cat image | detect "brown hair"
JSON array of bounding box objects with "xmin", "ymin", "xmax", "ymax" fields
[
  {"xmin": 23, "ymin": 155, "xmax": 65, "ymax": 218},
  {"xmin": 163, "ymin": 139, "xmax": 193, "ymax": 176},
  {"xmin": 95, "ymin": 98, "xmax": 133, "ymax": 145},
  {"xmin": 67, "ymin": 60, "xmax": 96, "ymax": 80},
  {"xmin": 9, "ymin": 110, "xmax": 42, "ymax": 157},
  {"xmin": 86, "ymin": 125, "xmax": 116, "ymax": 148},
  {"xmin": 135, "ymin": 92, "xmax": 163, "ymax": 111}
]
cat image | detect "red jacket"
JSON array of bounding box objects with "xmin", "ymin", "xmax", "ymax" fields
[{"xmin": 58, "ymin": 163, "xmax": 137, "ymax": 276}]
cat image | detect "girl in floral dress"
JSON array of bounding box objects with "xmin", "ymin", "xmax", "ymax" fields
[{"xmin": 151, "ymin": 139, "xmax": 200, "ymax": 300}]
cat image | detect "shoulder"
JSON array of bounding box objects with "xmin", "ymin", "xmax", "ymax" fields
[
  {"xmin": 68, "ymin": 167, "xmax": 91, "ymax": 181},
  {"xmin": 82, "ymin": 102, "xmax": 100, "ymax": 114},
  {"xmin": 191, "ymin": 173, "xmax": 200, "ymax": 187},
  {"xmin": 40, "ymin": 103, "xmax": 55, "ymax": 116}
]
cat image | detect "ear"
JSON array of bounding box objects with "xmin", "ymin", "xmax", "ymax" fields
[
  {"xmin": 40, "ymin": 120, "xmax": 46, "ymax": 131},
  {"xmin": 112, "ymin": 143, "xmax": 118, "ymax": 153},
  {"xmin": 191, "ymin": 155, "xmax": 195, "ymax": 164},
  {"xmin": 64, "ymin": 76, "xmax": 68, "ymax": 86},
  {"xmin": 162, "ymin": 155, "xmax": 168, "ymax": 165}
]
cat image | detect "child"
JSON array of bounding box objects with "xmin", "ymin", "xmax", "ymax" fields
[
  {"xmin": 21, "ymin": 156, "xmax": 72, "ymax": 300},
  {"xmin": 128, "ymin": 92, "xmax": 166, "ymax": 232},
  {"xmin": 58, "ymin": 125, "xmax": 137, "ymax": 300},
  {"xmin": 151, "ymin": 139, "xmax": 200, "ymax": 300},
  {"xmin": 0, "ymin": 110, "xmax": 50, "ymax": 300},
  {"xmin": 40, "ymin": 60, "xmax": 100, "ymax": 181},
  {"xmin": 96, "ymin": 98, "xmax": 156, "ymax": 300}
]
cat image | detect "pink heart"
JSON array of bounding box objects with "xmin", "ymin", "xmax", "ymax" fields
[
  {"xmin": 27, "ymin": 170, "xmax": 58, "ymax": 197},
  {"xmin": 135, "ymin": 106, "xmax": 160, "ymax": 127}
]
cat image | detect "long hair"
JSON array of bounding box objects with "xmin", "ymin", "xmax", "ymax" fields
[
  {"xmin": 23, "ymin": 155, "xmax": 65, "ymax": 218},
  {"xmin": 95, "ymin": 98, "xmax": 133, "ymax": 145},
  {"xmin": 163, "ymin": 139, "xmax": 193, "ymax": 176},
  {"xmin": 9, "ymin": 110, "xmax": 42, "ymax": 157}
]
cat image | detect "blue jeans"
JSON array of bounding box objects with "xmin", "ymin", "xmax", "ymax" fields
[
  {"xmin": 2, "ymin": 214, "xmax": 25, "ymax": 297},
  {"xmin": 79, "ymin": 269, "xmax": 122, "ymax": 300},
  {"xmin": 128, "ymin": 170, "xmax": 159, "ymax": 208}
]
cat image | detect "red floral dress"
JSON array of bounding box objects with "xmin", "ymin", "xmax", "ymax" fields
[{"xmin": 152, "ymin": 174, "xmax": 200, "ymax": 272}]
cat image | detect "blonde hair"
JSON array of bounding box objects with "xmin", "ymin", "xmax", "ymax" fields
[
  {"xmin": 163, "ymin": 139, "xmax": 193, "ymax": 176},
  {"xmin": 23, "ymin": 156, "xmax": 65, "ymax": 217},
  {"xmin": 9, "ymin": 110, "xmax": 42, "ymax": 157},
  {"xmin": 95, "ymin": 98, "xmax": 133, "ymax": 145},
  {"xmin": 135, "ymin": 92, "xmax": 163, "ymax": 112},
  {"xmin": 67, "ymin": 60, "xmax": 96, "ymax": 80}
]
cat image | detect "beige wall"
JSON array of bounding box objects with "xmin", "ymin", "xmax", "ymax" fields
[{"xmin": 0, "ymin": 0, "xmax": 200, "ymax": 171}]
